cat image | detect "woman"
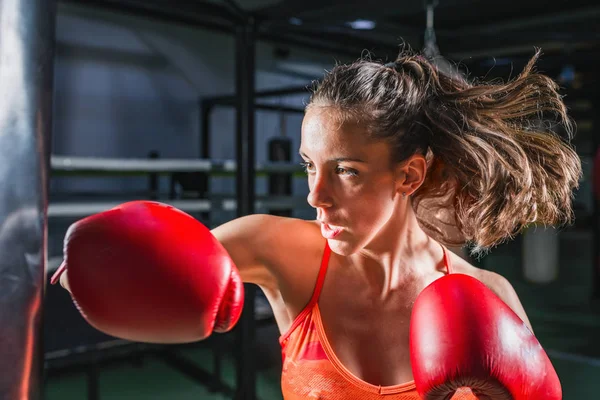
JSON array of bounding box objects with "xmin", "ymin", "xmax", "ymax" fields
[{"xmin": 57, "ymin": 50, "xmax": 581, "ymax": 399}]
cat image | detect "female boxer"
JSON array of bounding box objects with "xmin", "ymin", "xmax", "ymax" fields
[{"xmin": 55, "ymin": 50, "xmax": 581, "ymax": 399}]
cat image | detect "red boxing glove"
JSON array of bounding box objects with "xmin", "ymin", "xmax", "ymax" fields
[
  {"xmin": 410, "ymin": 274, "xmax": 561, "ymax": 400},
  {"xmin": 50, "ymin": 201, "xmax": 244, "ymax": 344}
]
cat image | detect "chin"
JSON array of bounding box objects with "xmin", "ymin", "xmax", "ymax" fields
[{"xmin": 327, "ymin": 238, "xmax": 361, "ymax": 256}]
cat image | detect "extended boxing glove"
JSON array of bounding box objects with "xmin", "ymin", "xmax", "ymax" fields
[
  {"xmin": 409, "ymin": 274, "xmax": 561, "ymax": 400},
  {"xmin": 50, "ymin": 201, "xmax": 244, "ymax": 344}
]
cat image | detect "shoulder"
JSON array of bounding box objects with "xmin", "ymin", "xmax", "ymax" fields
[
  {"xmin": 212, "ymin": 214, "xmax": 324, "ymax": 282},
  {"xmin": 213, "ymin": 214, "xmax": 320, "ymax": 246},
  {"xmin": 449, "ymin": 254, "xmax": 533, "ymax": 331},
  {"xmin": 212, "ymin": 214, "xmax": 316, "ymax": 239}
]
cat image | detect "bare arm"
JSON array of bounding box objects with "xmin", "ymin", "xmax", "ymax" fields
[
  {"xmin": 60, "ymin": 213, "xmax": 290, "ymax": 293},
  {"xmin": 211, "ymin": 214, "xmax": 290, "ymax": 290}
]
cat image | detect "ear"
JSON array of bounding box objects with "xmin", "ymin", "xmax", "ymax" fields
[{"xmin": 394, "ymin": 153, "xmax": 427, "ymax": 196}]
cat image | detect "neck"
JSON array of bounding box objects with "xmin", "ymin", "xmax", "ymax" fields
[{"xmin": 349, "ymin": 203, "xmax": 445, "ymax": 299}]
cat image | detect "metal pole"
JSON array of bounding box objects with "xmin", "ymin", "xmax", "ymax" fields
[
  {"xmin": 234, "ymin": 16, "xmax": 257, "ymax": 400},
  {"xmin": 0, "ymin": 0, "xmax": 56, "ymax": 399},
  {"xmin": 200, "ymin": 100, "xmax": 212, "ymax": 161},
  {"xmin": 199, "ymin": 99, "xmax": 212, "ymax": 224}
]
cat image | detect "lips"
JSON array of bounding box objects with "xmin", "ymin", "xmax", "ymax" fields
[{"xmin": 320, "ymin": 222, "xmax": 343, "ymax": 239}]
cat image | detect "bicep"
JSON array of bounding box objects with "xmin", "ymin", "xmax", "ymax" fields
[{"xmin": 211, "ymin": 214, "xmax": 277, "ymax": 289}]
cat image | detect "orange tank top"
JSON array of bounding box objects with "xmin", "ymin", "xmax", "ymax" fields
[{"xmin": 279, "ymin": 242, "xmax": 477, "ymax": 400}]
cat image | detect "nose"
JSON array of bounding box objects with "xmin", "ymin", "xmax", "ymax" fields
[{"xmin": 307, "ymin": 173, "xmax": 334, "ymax": 209}]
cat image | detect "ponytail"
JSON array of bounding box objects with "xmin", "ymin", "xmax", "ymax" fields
[{"xmin": 413, "ymin": 50, "xmax": 582, "ymax": 253}]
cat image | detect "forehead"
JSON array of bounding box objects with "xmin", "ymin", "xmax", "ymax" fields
[{"xmin": 300, "ymin": 107, "xmax": 373, "ymax": 155}]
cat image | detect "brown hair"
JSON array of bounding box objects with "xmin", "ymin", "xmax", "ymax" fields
[{"xmin": 308, "ymin": 50, "xmax": 582, "ymax": 254}]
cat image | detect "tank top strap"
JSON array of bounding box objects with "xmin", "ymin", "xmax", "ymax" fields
[
  {"xmin": 306, "ymin": 240, "xmax": 331, "ymax": 308},
  {"xmin": 441, "ymin": 244, "xmax": 453, "ymax": 275}
]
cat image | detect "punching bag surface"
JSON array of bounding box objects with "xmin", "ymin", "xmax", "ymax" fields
[{"xmin": 0, "ymin": 0, "xmax": 55, "ymax": 398}]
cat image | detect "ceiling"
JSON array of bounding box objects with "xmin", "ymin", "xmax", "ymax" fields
[{"xmin": 62, "ymin": 0, "xmax": 600, "ymax": 89}]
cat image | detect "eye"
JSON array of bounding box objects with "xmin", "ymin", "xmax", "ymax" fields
[
  {"xmin": 336, "ymin": 167, "xmax": 359, "ymax": 177},
  {"xmin": 300, "ymin": 161, "xmax": 315, "ymax": 174}
]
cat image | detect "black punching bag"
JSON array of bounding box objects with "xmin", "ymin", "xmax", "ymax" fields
[{"xmin": 0, "ymin": 0, "xmax": 56, "ymax": 399}]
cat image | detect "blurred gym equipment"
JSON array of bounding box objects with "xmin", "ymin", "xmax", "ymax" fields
[{"xmin": 1, "ymin": 0, "xmax": 598, "ymax": 398}]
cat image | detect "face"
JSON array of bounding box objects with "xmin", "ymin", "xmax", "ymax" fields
[{"xmin": 299, "ymin": 107, "xmax": 404, "ymax": 255}]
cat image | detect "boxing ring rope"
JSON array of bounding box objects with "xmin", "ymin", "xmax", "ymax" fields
[
  {"xmin": 51, "ymin": 155, "xmax": 305, "ymax": 175},
  {"xmin": 48, "ymin": 154, "xmax": 308, "ymax": 225},
  {"xmin": 48, "ymin": 197, "xmax": 306, "ymax": 218},
  {"xmin": 48, "ymin": 199, "xmax": 209, "ymax": 218}
]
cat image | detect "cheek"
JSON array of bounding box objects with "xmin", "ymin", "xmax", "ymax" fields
[{"xmin": 346, "ymin": 186, "xmax": 396, "ymax": 228}]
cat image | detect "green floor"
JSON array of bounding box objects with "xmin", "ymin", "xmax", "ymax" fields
[
  {"xmin": 44, "ymin": 231, "xmax": 600, "ymax": 399},
  {"xmin": 43, "ymin": 345, "xmax": 600, "ymax": 400},
  {"xmin": 45, "ymin": 346, "xmax": 284, "ymax": 400}
]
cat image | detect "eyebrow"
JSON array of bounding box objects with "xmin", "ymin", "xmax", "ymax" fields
[{"xmin": 298, "ymin": 151, "xmax": 366, "ymax": 163}]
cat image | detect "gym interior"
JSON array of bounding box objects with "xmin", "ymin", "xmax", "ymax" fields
[{"xmin": 2, "ymin": 0, "xmax": 599, "ymax": 399}]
